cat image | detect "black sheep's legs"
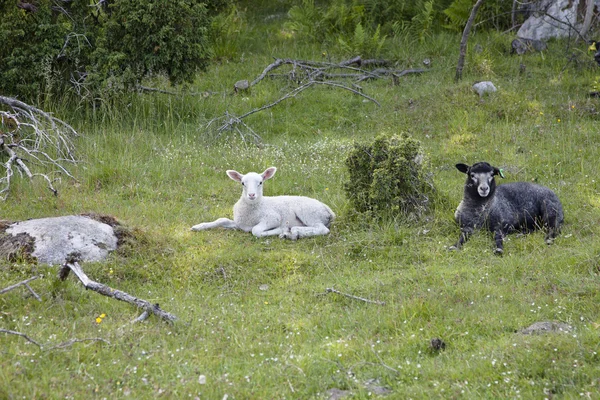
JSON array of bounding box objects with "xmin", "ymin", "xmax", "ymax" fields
[{"xmin": 493, "ymin": 229, "xmax": 504, "ymax": 255}]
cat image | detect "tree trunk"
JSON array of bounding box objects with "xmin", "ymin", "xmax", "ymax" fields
[
  {"xmin": 579, "ymin": 0, "xmax": 595, "ymax": 40},
  {"xmin": 455, "ymin": 0, "xmax": 486, "ymax": 82}
]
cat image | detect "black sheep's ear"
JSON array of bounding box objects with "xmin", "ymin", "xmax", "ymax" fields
[
  {"xmin": 456, "ymin": 163, "xmax": 470, "ymax": 174},
  {"xmin": 493, "ymin": 167, "xmax": 505, "ymax": 178}
]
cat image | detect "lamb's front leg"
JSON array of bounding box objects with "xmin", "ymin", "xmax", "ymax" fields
[
  {"xmin": 251, "ymin": 222, "xmax": 285, "ymax": 238},
  {"xmin": 191, "ymin": 218, "xmax": 238, "ymax": 231}
]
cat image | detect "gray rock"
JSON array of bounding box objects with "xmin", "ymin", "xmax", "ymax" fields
[
  {"xmin": 234, "ymin": 79, "xmax": 250, "ymax": 93},
  {"xmin": 517, "ymin": 0, "xmax": 585, "ymax": 41},
  {"xmin": 5, "ymin": 216, "xmax": 118, "ymax": 265},
  {"xmin": 519, "ymin": 321, "xmax": 573, "ymax": 335},
  {"xmin": 326, "ymin": 388, "xmax": 352, "ymax": 400},
  {"xmin": 511, "ymin": 38, "xmax": 547, "ymax": 55},
  {"xmin": 472, "ymin": 81, "xmax": 497, "ymax": 97}
]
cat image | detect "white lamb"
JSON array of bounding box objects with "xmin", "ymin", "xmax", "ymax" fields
[{"xmin": 191, "ymin": 167, "xmax": 335, "ymax": 240}]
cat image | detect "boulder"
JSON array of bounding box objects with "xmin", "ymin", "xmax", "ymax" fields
[
  {"xmin": 517, "ymin": 0, "xmax": 589, "ymax": 41},
  {"xmin": 2, "ymin": 215, "xmax": 118, "ymax": 265}
]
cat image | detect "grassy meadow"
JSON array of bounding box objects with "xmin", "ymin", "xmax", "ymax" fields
[{"xmin": 2, "ymin": 10, "xmax": 600, "ymax": 400}]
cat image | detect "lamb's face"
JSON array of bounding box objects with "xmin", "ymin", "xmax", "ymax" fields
[
  {"xmin": 226, "ymin": 167, "xmax": 276, "ymax": 202},
  {"xmin": 240, "ymin": 172, "xmax": 264, "ymax": 201}
]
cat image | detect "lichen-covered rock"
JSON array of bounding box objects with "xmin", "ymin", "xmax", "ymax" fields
[
  {"xmin": 472, "ymin": 81, "xmax": 497, "ymax": 97},
  {"xmin": 519, "ymin": 321, "xmax": 573, "ymax": 335},
  {"xmin": 4, "ymin": 215, "xmax": 118, "ymax": 265},
  {"xmin": 517, "ymin": 0, "xmax": 584, "ymax": 40}
]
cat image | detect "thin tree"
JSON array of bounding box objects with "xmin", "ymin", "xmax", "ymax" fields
[{"xmin": 455, "ymin": 0, "xmax": 486, "ymax": 81}]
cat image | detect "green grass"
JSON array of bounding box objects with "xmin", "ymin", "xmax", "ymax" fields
[{"xmin": 2, "ymin": 21, "xmax": 600, "ymax": 399}]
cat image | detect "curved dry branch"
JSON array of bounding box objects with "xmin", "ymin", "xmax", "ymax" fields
[
  {"xmin": 60, "ymin": 260, "xmax": 177, "ymax": 323},
  {"xmin": 0, "ymin": 96, "xmax": 79, "ymax": 199}
]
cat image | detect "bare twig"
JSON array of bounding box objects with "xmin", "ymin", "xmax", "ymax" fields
[
  {"xmin": 131, "ymin": 310, "xmax": 151, "ymax": 323},
  {"xmin": 325, "ymin": 287, "xmax": 386, "ymax": 306},
  {"xmin": 371, "ymin": 346, "xmax": 399, "ymax": 373},
  {"xmin": 0, "ymin": 276, "xmax": 41, "ymax": 301},
  {"xmin": 1, "ymin": 328, "xmax": 109, "ymax": 351},
  {"xmin": 0, "ymin": 328, "xmax": 42, "ymax": 347},
  {"xmin": 0, "ymin": 97, "xmax": 79, "ymax": 199},
  {"xmin": 60, "ymin": 260, "xmax": 177, "ymax": 323},
  {"xmin": 46, "ymin": 337, "xmax": 111, "ymax": 351}
]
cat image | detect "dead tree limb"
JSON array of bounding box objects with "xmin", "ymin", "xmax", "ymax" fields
[
  {"xmin": 207, "ymin": 56, "xmax": 427, "ymax": 142},
  {"xmin": 1, "ymin": 328, "xmax": 109, "ymax": 350},
  {"xmin": 455, "ymin": 0, "xmax": 486, "ymax": 82},
  {"xmin": 325, "ymin": 287, "xmax": 386, "ymax": 306},
  {"xmin": 60, "ymin": 260, "xmax": 177, "ymax": 323},
  {"xmin": 0, "ymin": 96, "xmax": 78, "ymax": 199},
  {"xmin": 0, "ymin": 275, "xmax": 41, "ymax": 301},
  {"xmin": 46, "ymin": 337, "xmax": 110, "ymax": 351},
  {"xmin": 0, "ymin": 328, "xmax": 42, "ymax": 347}
]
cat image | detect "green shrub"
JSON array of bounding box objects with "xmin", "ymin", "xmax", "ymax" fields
[
  {"xmin": 344, "ymin": 133, "xmax": 435, "ymax": 218},
  {"xmin": 0, "ymin": 0, "xmax": 213, "ymax": 103}
]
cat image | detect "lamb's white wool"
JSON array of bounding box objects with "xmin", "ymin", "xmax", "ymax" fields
[{"xmin": 191, "ymin": 167, "xmax": 335, "ymax": 240}]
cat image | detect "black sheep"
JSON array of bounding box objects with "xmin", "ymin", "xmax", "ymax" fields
[{"xmin": 450, "ymin": 162, "xmax": 564, "ymax": 254}]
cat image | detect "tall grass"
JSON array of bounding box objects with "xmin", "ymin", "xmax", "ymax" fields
[{"xmin": 2, "ymin": 25, "xmax": 600, "ymax": 399}]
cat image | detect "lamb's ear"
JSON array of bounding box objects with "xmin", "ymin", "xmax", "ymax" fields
[
  {"xmin": 226, "ymin": 170, "xmax": 243, "ymax": 182},
  {"xmin": 262, "ymin": 167, "xmax": 277, "ymax": 181},
  {"xmin": 456, "ymin": 163, "xmax": 470, "ymax": 174},
  {"xmin": 493, "ymin": 167, "xmax": 505, "ymax": 178}
]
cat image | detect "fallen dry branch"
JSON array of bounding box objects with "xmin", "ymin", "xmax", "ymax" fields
[
  {"xmin": 0, "ymin": 275, "xmax": 41, "ymax": 301},
  {"xmin": 0, "ymin": 328, "xmax": 42, "ymax": 347},
  {"xmin": 0, "ymin": 328, "xmax": 109, "ymax": 350},
  {"xmin": 206, "ymin": 56, "xmax": 427, "ymax": 143},
  {"xmin": 325, "ymin": 287, "xmax": 386, "ymax": 306},
  {"xmin": 46, "ymin": 337, "xmax": 110, "ymax": 351},
  {"xmin": 250, "ymin": 56, "xmax": 421, "ymax": 87},
  {"xmin": 0, "ymin": 96, "xmax": 78, "ymax": 199},
  {"xmin": 60, "ymin": 260, "xmax": 177, "ymax": 323}
]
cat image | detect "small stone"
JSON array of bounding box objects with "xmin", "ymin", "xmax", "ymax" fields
[
  {"xmin": 472, "ymin": 81, "xmax": 497, "ymax": 97},
  {"xmin": 234, "ymin": 80, "xmax": 250, "ymax": 93},
  {"xmin": 198, "ymin": 375, "xmax": 206, "ymax": 384}
]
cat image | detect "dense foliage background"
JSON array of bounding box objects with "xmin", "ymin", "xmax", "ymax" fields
[{"xmin": 0, "ymin": 0, "xmax": 217, "ymax": 102}]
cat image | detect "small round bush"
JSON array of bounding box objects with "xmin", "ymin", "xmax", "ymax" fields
[{"xmin": 344, "ymin": 133, "xmax": 434, "ymax": 218}]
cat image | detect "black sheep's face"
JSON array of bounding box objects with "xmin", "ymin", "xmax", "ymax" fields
[
  {"xmin": 469, "ymin": 170, "xmax": 495, "ymax": 197},
  {"xmin": 456, "ymin": 162, "xmax": 501, "ymax": 199}
]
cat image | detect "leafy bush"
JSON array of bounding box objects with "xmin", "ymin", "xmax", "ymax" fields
[
  {"xmin": 0, "ymin": 0, "xmax": 214, "ymax": 103},
  {"xmin": 344, "ymin": 133, "xmax": 435, "ymax": 218}
]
